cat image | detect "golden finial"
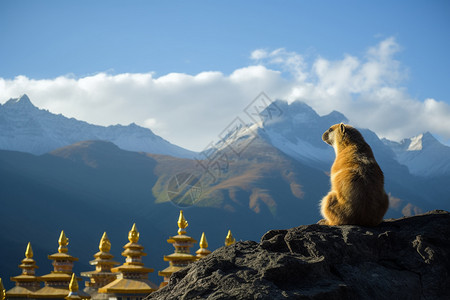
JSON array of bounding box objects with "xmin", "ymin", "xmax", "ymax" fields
[
  {"xmin": 177, "ymin": 210, "xmax": 188, "ymax": 235},
  {"xmin": 128, "ymin": 223, "xmax": 140, "ymax": 243},
  {"xmin": 196, "ymin": 232, "xmax": 211, "ymax": 259},
  {"xmin": 68, "ymin": 273, "xmax": 78, "ymax": 292},
  {"xmin": 0, "ymin": 277, "xmax": 5, "ymax": 300},
  {"xmin": 225, "ymin": 230, "xmax": 236, "ymax": 246},
  {"xmin": 58, "ymin": 230, "xmax": 69, "ymax": 253},
  {"xmin": 25, "ymin": 242, "xmax": 33, "ymax": 258},
  {"xmin": 199, "ymin": 232, "xmax": 208, "ymax": 249},
  {"xmin": 99, "ymin": 232, "xmax": 111, "ymax": 252}
]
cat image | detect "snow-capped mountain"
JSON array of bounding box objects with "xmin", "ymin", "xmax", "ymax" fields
[
  {"xmin": 0, "ymin": 95, "xmax": 195, "ymax": 158},
  {"xmin": 220, "ymin": 99, "xmax": 393, "ymax": 170},
  {"xmin": 257, "ymin": 100, "xmax": 348, "ymax": 169},
  {"xmin": 216, "ymin": 99, "xmax": 450, "ymax": 179},
  {"xmin": 383, "ymin": 132, "xmax": 450, "ymax": 177},
  {"xmin": 2, "ymin": 95, "xmax": 449, "ymax": 177}
]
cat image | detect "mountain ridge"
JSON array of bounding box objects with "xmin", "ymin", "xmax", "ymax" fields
[
  {"xmin": 2, "ymin": 95, "xmax": 449, "ymax": 177},
  {"xmin": 383, "ymin": 132, "xmax": 450, "ymax": 177},
  {"xmin": 0, "ymin": 94, "xmax": 196, "ymax": 158},
  {"xmin": 266, "ymin": 100, "xmax": 450, "ymax": 177}
]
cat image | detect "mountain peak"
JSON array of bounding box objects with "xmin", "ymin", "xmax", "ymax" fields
[
  {"xmin": 18, "ymin": 94, "xmax": 32, "ymax": 103},
  {"xmin": 3, "ymin": 94, "xmax": 37, "ymax": 110},
  {"xmin": 285, "ymin": 100, "xmax": 320, "ymax": 122},
  {"xmin": 322, "ymin": 110, "xmax": 349, "ymax": 125},
  {"xmin": 406, "ymin": 132, "xmax": 441, "ymax": 151},
  {"xmin": 422, "ymin": 131, "xmax": 439, "ymax": 144},
  {"xmin": 385, "ymin": 131, "xmax": 450, "ymax": 177},
  {"xmin": 260, "ymin": 100, "xmax": 320, "ymax": 127}
]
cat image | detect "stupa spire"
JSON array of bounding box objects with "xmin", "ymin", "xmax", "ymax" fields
[
  {"xmin": 58, "ymin": 230, "xmax": 69, "ymax": 253},
  {"xmin": 196, "ymin": 232, "xmax": 211, "ymax": 259},
  {"xmin": 98, "ymin": 224, "xmax": 157, "ymax": 297},
  {"xmin": 199, "ymin": 232, "xmax": 208, "ymax": 249},
  {"xmin": 99, "ymin": 232, "xmax": 111, "ymax": 253},
  {"xmin": 177, "ymin": 210, "xmax": 188, "ymax": 235},
  {"xmin": 158, "ymin": 211, "xmax": 197, "ymax": 287},
  {"xmin": 225, "ymin": 230, "xmax": 236, "ymax": 246},
  {"xmin": 128, "ymin": 223, "xmax": 140, "ymax": 243},
  {"xmin": 81, "ymin": 232, "xmax": 119, "ymax": 293},
  {"xmin": 25, "ymin": 242, "xmax": 33, "ymax": 259},
  {"xmin": 18, "ymin": 242, "xmax": 39, "ymax": 275},
  {"xmin": 6, "ymin": 242, "xmax": 40, "ymax": 298},
  {"xmin": 33, "ymin": 230, "xmax": 90, "ymax": 299}
]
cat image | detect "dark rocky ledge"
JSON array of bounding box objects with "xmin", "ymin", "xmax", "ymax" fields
[{"xmin": 149, "ymin": 210, "xmax": 450, "ymax": 299}]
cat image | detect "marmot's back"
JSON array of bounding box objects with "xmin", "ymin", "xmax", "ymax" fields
[{"xmin": 319, "ymin": 123, "xmax": 389, "ymax": 226}]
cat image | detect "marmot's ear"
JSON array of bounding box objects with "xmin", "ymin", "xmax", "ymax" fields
[{"xmin": 340, "ymin": 123, "xmax": 346, "ymax": 134}]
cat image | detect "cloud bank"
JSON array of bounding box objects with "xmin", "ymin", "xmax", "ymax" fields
[{"xmin": 1, "ymin": 37, "xmax": 449, "ymax": 150}]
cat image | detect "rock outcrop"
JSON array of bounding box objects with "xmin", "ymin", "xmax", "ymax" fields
[{"xmin": 148, "ymin": 210, "xmax": 450, "ymax": 299}]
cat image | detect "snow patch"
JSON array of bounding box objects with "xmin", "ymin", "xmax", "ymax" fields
[{"xmin": 407, "ymin": 134, "xmax": 423, "ymax": 151}]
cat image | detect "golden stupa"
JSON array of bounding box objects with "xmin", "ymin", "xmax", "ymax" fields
[
  {"xmin": 225, "ymin": 230, "xmax": 236, "ymax": 246},
  {"xmin": 158, "ymin": 210, "xmax": 197, "ymax": 287},
  {"xmin": 195, "ymin": 232, "xmax": 212, "ymax": 259},
  {"xmin": 81, "ymin": 232, "xmax": 119, "ymax": 299},
  {"xmin": 33, "ymin": 231, "xmax": 90, "ymax": 299},
  {"xmin": 6, "ymin": 242, "xmax": 41, "ymax": 299},
  {"xmin": 98, "ymin": 224, "xmax": 157, "ymax": 298},
  {"xmin": 2, "ymin": 212, "xmax": 235, "ymax": 297}
]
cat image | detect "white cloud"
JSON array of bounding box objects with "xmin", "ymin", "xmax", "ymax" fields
[
  {"xmin": 248, "ymin": 37, "xmax": 450, "ymax": 144},
  {"xmin": 1, "ymin": 37, "xmax": 449, "ymax": 150},
  {"xmin": 250, "ymin": 49, "xmax": 268, "ymax": 60},
  {"xmin": 0, "ymin": 68, "xmax": 289, "ymax": 151},
  {"xmin": 251, "ymin": 48, "xmax": 308, "ymax": 81}
]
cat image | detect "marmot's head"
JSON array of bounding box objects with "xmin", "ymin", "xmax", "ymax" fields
[
  {"xmin": 323, "ymin": 123, "xmax": 346, "ymax": 147},
  {"xmin": 322, "ymin": 123, "xmax": 365, "ymax": 149}
]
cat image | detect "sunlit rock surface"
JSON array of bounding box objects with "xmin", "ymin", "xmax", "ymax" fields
[{"xmin": 149, "ymin": 210, "xmax": 450, "ymax": 299}]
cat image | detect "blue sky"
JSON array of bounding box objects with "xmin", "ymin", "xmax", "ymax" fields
[{"xmin": 1, "ymin": 1, "xmax": 449, "ymax": 150}]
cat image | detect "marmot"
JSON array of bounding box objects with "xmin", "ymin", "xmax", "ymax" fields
[{"xmin": 319, "ymin": 123, "xmax": 389, "ymax": 226}]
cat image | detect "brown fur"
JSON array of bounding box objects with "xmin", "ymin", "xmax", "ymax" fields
[{"xmin": 318, "ymin": 123, "xmax": 389, "ymax": 226}]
